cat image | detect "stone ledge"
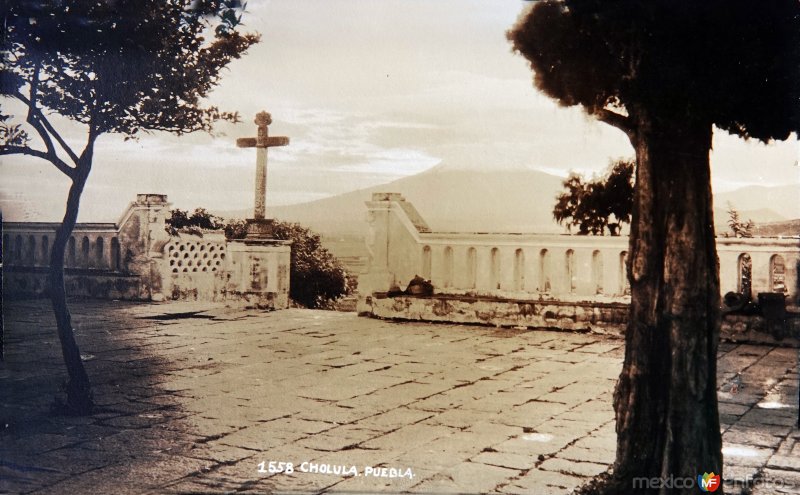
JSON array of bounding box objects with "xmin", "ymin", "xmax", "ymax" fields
[
  {"xmin": 361, "ymin": 293, "xmax": 800, "ymax": 346},
  {"xmin": 4, "ymin": 271, "xmax": 144, "ymax": 300},
  {"xmin": 722, "ymin": 313, "xmax": 800, "ymax": 347},
  {"xmin": 364, "ymin": 294, "xmax": 628, "ymax": 335},
  {"xmin": 219, "ymin": 290, "xmax": 289, "ymax": 310}
]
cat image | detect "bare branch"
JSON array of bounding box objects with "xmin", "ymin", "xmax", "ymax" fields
[
  {"xmin": 0, "ymin": 145, "xmax": 76, "ymax": 178},
  {"xmin": 592, "ymin": 107, "xmax": 635, "ymax": 138}
]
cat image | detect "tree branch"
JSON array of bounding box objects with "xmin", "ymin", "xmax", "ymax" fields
[
  {"xmin": 24, "ymin": 63, "xmax": 61, "ymax": 162},
  {"xmin": 72, "ymin": 123, "xmax": 99, "ymax": 182},
  {"xmin": 0, "ymin": 145, "xmax": 76, "ymax": 179},
  {"xmin": 592, "ymin": 107, "xmax": 635, "ymax": 138},
  {"xmin": 14, "ymin": 91, "xmax": 81, "ymax": 165}
]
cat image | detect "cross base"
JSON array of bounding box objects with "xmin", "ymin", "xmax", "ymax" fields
[{"xmin": 245, "ymin": 218, "xmax": 276, "ymax": 240}]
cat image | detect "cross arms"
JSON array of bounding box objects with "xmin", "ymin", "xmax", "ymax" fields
[{"xmin": 236, "ymin": 136, "xmax": 290, "ymax": 148}]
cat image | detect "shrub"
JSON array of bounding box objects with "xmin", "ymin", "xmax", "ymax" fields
[{"xmin": 167, "ymin": 212, "xmax": 351, "ymax": 308}]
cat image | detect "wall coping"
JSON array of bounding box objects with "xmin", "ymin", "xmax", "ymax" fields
[{"xmin": 3, "ymin": 222, "xmax": 118, "ymax": 232}]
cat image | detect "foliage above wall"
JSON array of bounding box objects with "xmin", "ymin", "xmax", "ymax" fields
[
  {"xmin": 552, "ymin": 159, "xmax": 634, "ymax": 236},
  {"xmin": 166, "ymin": 210, "xmax": 354, "ymax": 309}
]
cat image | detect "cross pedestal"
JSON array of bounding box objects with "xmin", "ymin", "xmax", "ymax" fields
[
  {"xmin": 226, "ymin": 111, "xmax": 292, "ymax": 309},
  {"xmin": 244, "ymin": 217, "xmax": 276, "ymax": 239},
  {"xmin": 224, "ymin": 239, "xmax": 291, "ymax": 309}
]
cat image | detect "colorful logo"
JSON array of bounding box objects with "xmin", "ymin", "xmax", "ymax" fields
[{"xmin": 698, "ymin": 472, "xmax": 721, "ymax": 492}]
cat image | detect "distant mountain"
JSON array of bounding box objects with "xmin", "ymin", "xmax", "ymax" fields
[
  {"xmin": 221, "ymin": 165, "xmax": 567, "ymax": 235},
  {"xmin": 752, "ymin": 219, "xmax": 800, "ymax": 237},
  {"xmin": 712, "ymin": 207, "xmax": 787, "ymax": 233},
  {"xmin": 218, "ymin": 166, "xmax": 799, "ymax": 237},
  {"xmin": 713, "ymin": 184, "xmax": 800, "ymax": 235},
  {"xmin": 715, "ymin": 184, "xmax": 800, "ymax": 221}
]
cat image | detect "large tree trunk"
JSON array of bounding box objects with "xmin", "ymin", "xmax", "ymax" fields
[
  {"xmin": 609, "ymin": 115, "xmax": 722, "ymax": 493},
  {"xmin": 48, "ymin": 166, "xmax": 94, "ymax": 415}
]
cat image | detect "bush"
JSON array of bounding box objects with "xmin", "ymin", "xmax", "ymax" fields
[
  {"xmin": 167, "ymin": 211, "xmax": 352, "ymax": 309},
  {"xmin": 166, "ymin": 208, "xmax": 224, "ymax": 235},
  {"xmin": 266, "ymin": 222, "xmax": 352, "ymax": 309}
]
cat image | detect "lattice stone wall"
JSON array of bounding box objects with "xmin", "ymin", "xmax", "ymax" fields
[{"xmin": 166, "ymin": 238, "xmax": 227, "ymax": 274}]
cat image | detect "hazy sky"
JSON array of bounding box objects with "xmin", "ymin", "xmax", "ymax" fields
[{"xmin": 2, "ymin": 0, "xmax": 798, "ymax": 222}]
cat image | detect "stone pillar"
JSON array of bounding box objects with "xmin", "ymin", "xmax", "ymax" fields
[
  {"xmin": 143, "ymin": 194, "xmax": 172, "ymax": 301},
  {"xmin": 574, "ymin": 249, "xmax": 593, "ymax": 296},
  {"xmin": 718, "ymin": 249, "xmax": 740, "ymax": 296},
  {"xmin": 225, "ymin": 238, "xmax": 291, "ymax": 309},
  {"xmin": 749, "ymin": 252, "xmax": 772, "ymax": 295},
  {"xmin": 357, "ymin": 193, "xmax": 400, "ymax": 313},
  {"xmin": 475, "ymin": 246, "xmax": 492, "ymax": 291},
  {"xmin": 117, "ymin": 193, "xmax": 172, "ymax": 301}
]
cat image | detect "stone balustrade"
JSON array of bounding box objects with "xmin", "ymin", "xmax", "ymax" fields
[
  {"xmin": 413, "ymin": 233, "xmax": 632, "ymax": 299},
  {"xmin": 4, "ymin": 194, "xmax": 171, "ymax": 299},
  {"xmin": 4, "ymin": 225, "xmax": 122, "ymax": 271},
  {"xmin": 3, "ymin": 194, "xmax": 290, "ymax": 309},
  {"xmin": 357, "ymin": 193, "xmax": 799, "ymax": 340},
  {"xmin": 411, "ymin": 234, "xmax": 798, "ymax": 302},
  {"xmin": 359, "ymin": 193, "xmax": 798, "ymax": 302}
]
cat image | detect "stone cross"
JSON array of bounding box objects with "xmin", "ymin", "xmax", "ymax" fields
[{"xmin": 236, "ymin": 111, "xmax": 290, "ymax": 220}]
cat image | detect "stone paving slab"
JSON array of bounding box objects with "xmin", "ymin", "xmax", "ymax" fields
[{"xmin": 0, "ymin": 299, "xmax": 798, "ymax": 494}]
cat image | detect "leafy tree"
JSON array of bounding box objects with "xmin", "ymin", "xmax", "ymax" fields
[
  {"xmin": 601, "ymin": 160, "xmax": 635, "ymax": 235},
  {"xmin": 554, "ymin": 173, "xmax": 592, "ymax": 234},
  {"xmin": 726, "ymin": 202, "xmax": 755, "ymax": 238},
  {"xmin": 0, "ymin": 1, "xmax": 259, "ymax": 414},
  {"xmin": 553, "ymin": 159, "xmax": 634, "ymax": 236},
  {"xmin": 172, "ymin": 216, "xmax": 353, "ymax": 309},
  {"xmin": 509, "ymin": 1, "xmax": 799, "ymax": 491}
]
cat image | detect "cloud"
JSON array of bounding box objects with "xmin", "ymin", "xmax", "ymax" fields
[{"xmin": 2, "ymin": 1, "xmax": 796, "ymax": 224}]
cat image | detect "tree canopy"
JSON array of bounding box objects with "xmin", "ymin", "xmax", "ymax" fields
[
  {"xmin": 553, "ymin": 159, "xmax": 633, "ymax": 236},
  {"xmin": 0, "ymin": 0, "xmax": 259, "ymax": 414},
  {"xmin": 167, "ymin": 207, "xmax": 226, "ymax": 234},
  {"xmin": 1, "ymin": 0, "xmax": 258, "ymax": 146},
  {"xmin": 271, "ymin": 222, "xmax": 353, "ymax": 310},
  {"xmin": 509, "ymin": 0, "xmax": 799, "ymax": 142}
]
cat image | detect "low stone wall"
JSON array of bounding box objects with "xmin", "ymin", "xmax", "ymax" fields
[
  {"xmin": 358, "ymin": 193, "xmax": 800, "ymax": 311},
  {"xmin": 357, "ymin": 192, "xmax": 800, "ymax": 347},
  {"xmin": 3, "ymin": 194, "xmax": 292, "ymax": 309},
  {"xmin": 161, "ymin": 232, "xmax": 229, "ymax": 302},
  {"xmin": 3, "ymin": 194, "xmax": 171, "ymax": 301},
  {"xmin": 722, "ymin": 314, "xmax": 800, "ymax": 347},
  {"xmin": 365, "ymin": 293, "xmax": 628, "ymax": 334},
  {"xmin": 3, "ymin": 266, "xmax": 143, "ymax": 300},
  {"xmin": 363, "ymin": 293, "xmax": 800, "ymax": 347}
]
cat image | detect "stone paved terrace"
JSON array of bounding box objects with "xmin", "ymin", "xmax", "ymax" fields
[{"xmin": 1, "ymin": 300, "xmax": 798, "ymax": 495}]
